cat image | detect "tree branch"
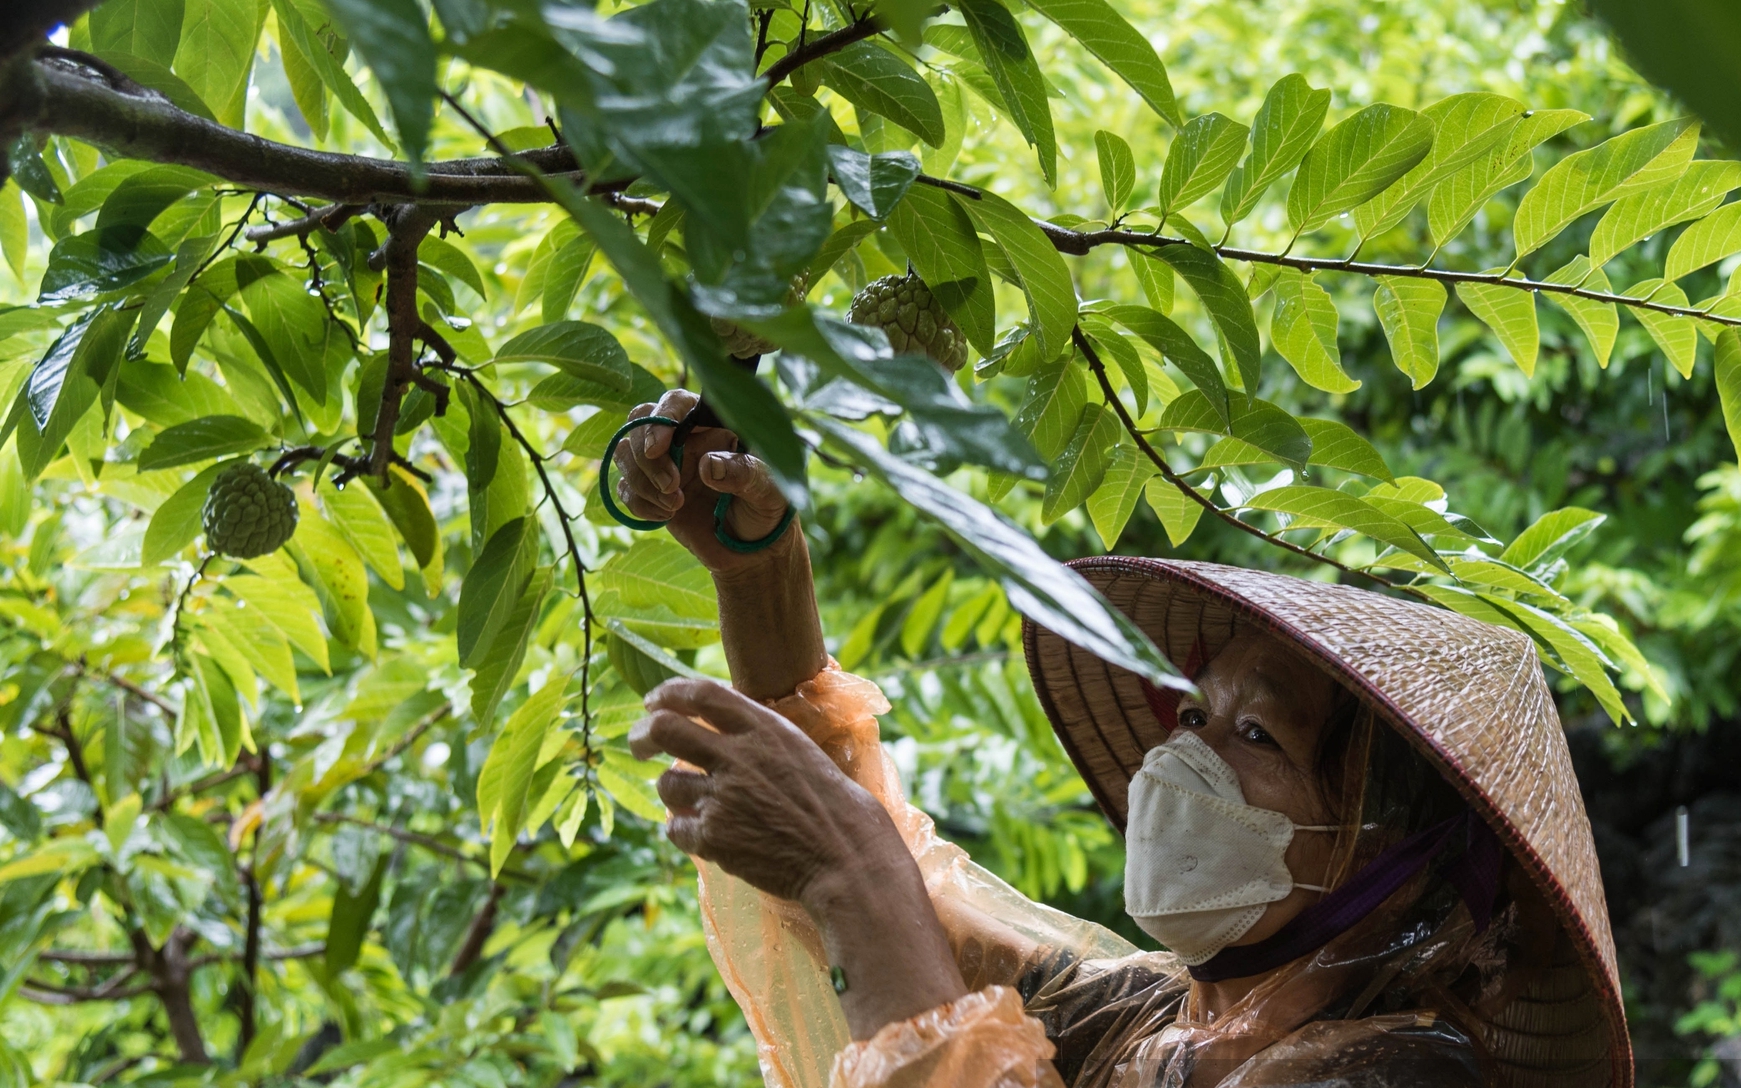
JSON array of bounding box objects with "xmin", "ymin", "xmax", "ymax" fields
[
  {"xmin": 312, "ymin": 811, "xmax": 532, "ymax": 881},
  {"xmin": 370, "ymin": 207, "xmax": 438, "ymax": 478},
  {"xmin": 448, "ymin": 882, "xmax": 506, "ymax": 977},
  {"xmin": 1074, "ymin": 326, "xmax": 1432, "ymax": 600},
  {"xmin": 760, "ymin": 16, "xmax": 883, "ymax": 86}
]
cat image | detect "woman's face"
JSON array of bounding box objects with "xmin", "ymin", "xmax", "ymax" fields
[{"xmin": 1172, "ymin": 630, "xmax": 1342, "ymax": 947}]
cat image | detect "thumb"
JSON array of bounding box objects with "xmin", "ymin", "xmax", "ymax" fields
[{"xmin": 700, "ymin": 451, "xmax": 786, "ymax": 515}]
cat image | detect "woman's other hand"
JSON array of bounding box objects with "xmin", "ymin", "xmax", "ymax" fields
[
  {"xmin": 611, "ymin": 388, "xmax": 789, "ymax": 575},
  {"xmin": 631, "ymin": 677, "xmax": 968, "ymax": 1038}
]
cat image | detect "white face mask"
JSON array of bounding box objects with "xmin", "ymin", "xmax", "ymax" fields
[{"xmin": 1122, "ymin": 729, "xmax": 1335, "ymax": 965}]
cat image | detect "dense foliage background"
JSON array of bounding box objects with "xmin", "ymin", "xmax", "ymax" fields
[{"xmin": 2, "ymin": 0, "xmax": 1741, "ymax": 1085}]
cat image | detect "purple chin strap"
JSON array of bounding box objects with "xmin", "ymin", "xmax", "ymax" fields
[{"xmin": 1187, "ymin": 807, "xmax": 1505, "ymax": 983}]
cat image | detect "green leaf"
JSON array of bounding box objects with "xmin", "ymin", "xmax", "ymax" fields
[
  {"xmin": 470, "ymin": 566, "xmax": 554, "ymax": 727},
  {"xmin": 957, "ymin": 190, "xmax": 1075, "ymax": 357},
  {"xmin": 1079, "ymin": 316, "xmax": 1147, "ymax": 413},
  {"xmin": 97, "ymin": 165, "xmax": 211, "ymax": 234},
  {"xmin": 457, "ymin": 516, "xmax": 535, "ymax": 668},
  {"xmin": 198, "ymin": 600, "xmax": 299, "ymax": 703},
  {"xmin": 1497, "ymin": 508, "xmax": 1601, "ymax": 574},
  {"xmin": 239, "ymin": 273, "xmax": 330, "ymax": 402},
  {"xmin": 1086, "ymin": 442, "xmax": 1157, "ymax": 548},
  {"xmin": 1095, "ymin": 131, "xmax": 1135, "ymax": 213},
  {"xmin": 1144, "ymin": 475, "xmax": 1207, "ymax": 546},
  {"xmin": 224, "ymin": 569, "xmax": 331, "ymax": 674},
  {"xmin": 1220, "ymin": 74, "xmax": 1332, "ymax": 229},
  {"xmin": 174, "ymin": 0, "xmax": 266, "ymax": 127},
  {"xmin": 1, "ymin": 182, "xmax": 25, "ymax": 285},
  {"xmin": 144, "ymin": 463, "xmax": 234, "ymax": 564},
  {"xmin": 1717, "ymin": 329, "xmax": 1741, "ymax": 456},
  {"xmin": 1487, "ymin": 597, "xmax": 1627, "ymax": 723},
  {"xmin": 1021, "ymin": 0, "xmax": 1179, "ymax": 126},
  {"xmin": 816, "ymin": 416, "xmax": 1180, "ymax": 688},
  {"xmin": 320, "ymin": 480, "xmax": 404, "ymax": 591},
  {"xmin": 478, "ymin": 674, "xmax": 570, "ymax": 874},
  {"xmin": 5, "ymin": 138, "xmax": 62, "ymax": 206},
  {"xmin": 1270, "ymin": 269, "xmax": 1357, "ymax": 393},
  {"xmin": 5, "ymin": 306, "xmax": 134, "ymax": 480},
  {"xmin": 1103, "ymin": 302, "xmax": 1227, "ymax": 425},
  {"xmin": 39, "ymin": 227, "xmax": 172, "ymax": 303},
  {"xmin": 492, "ymin": 321, "xmax": 631, "ymax": 389},
  {"xmin": 596, "ymin": 538, "xmax": 718, "ymax": 621},
  {"xmin": 1511, "ymin": 117, "xmax": 1700, "ymax": 259},
  {"xmin": 1298, "ymin": 418, "xmax": 1393, "ymax": 481},
  {"xmin": 1589, "ymin": 161, "xmax": 1741, "ymax": 267},
  {"xmin": 1152, "ymin": 246, "xmax": 1262, "ymax": 394},
  {"xmin": 291, "ymin": 501, "xmax": 375, "ymax": 656},
  {"xmin": 901, "ymin": 570, "xmax": 954, "ymax": 656},
  {"xmin": 0, "ymin": 838, "xmax": 99, "ymax": 884},
  {"xmin": 886, "ymin": 183, "xmax": 996, "ymax": 354},
  {"xmin": 420, "ymin": 236, "xmax": 486, "ymax": 300},
  {"xmin": 1287, "ymin": 104, "xmax": 1435, "ymax": 234},
  {"xmin": 819, "ymin": 41, "xmax": 945, "ymax": 148},
  {"xmin": 271, "ymin": 0, "xmax": 393, "ymax": 146},
  {"xmin": 1240, "ymin": 485, "xmax": 1445, "ymax": 570},
  {"xmin": 366, "ymin": 466, "xmax": 439, "ymax": 570},
  {"xmin": 598, "ymin": 751, "xmax": 666, "ymax": 823},
  {"xmin": 1665, "ymin": 200, "xmax": 1741, "ymax": 281},
  {"xmin": 98, "ymin": 51, "xmax": 217, "ymax": 122},
  {"xmin": 1352, "ymin": 93, "xmax": 1527, "ymax": 240},
  {"xmin": 0, "ymin": 776, "xmax": 41, "ymax": 843},
  {"xmin": 1042, "ymin": 404, "xmax": 1120, "ymax": 523},
  {"xmin": 1373, "ymin": 276, "xmax": 1444, "ymax": 388},
  {"xmin": 1543, "ymin": 257, "xmax": 1618, "ymax": 368},
  {"xmin": 1157, "ymin": 390, "xmax": 1312, "ymax": 468},
  {"xmin": 1456, "ymin": 273, "xmax": 1538, "ymax": 376},
  {"xmin": 958, "ymin": 0, "xmax": 1057, "ymax": 186},
  {"xmin": 322, "ymin": 0, "xmax": 437, "ymax": 163},
  {"xmin": 137, "ymin": 415, "xmax": 268, "ymax": 471},
  {"xmin": 827, "ymin": 146, "xmax": 921, "ymax": 220},
  {"xmin": 1014, "ymin": 360, "xmax": 1086, "ymax": 460},
  {"xmin": 1624, "ymin": 278, "xmax": 1698, "ymax": 377},
  {"xmin": 325, "ymin": 853, "xmax": 386, "ymax": 977},
  {"xmin": 1158, "ymin": 113, "xmax": 1249, "ymax": 218},
  {"xmin": 93, "ymin": 0, "xmax": 187, "ymax": 72},
  {"xmin": 1427, "ymin": 109, "xmax": 1589, "ymax": 247},
  {"xmin": 1129, "ymin": 249, "xmax": 1174, "ymax": 313}
]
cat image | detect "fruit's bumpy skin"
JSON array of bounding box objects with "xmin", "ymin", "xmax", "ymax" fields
[
  {"xmin": 847, "ymin": 272, "xmax": 969, "ymax": 373},
  {"xmin": 202, "ymin": 463, "xmax": 299, "ymax": 559},
  {"xmin": 709, "ymin": 315, "xmax": 778, "ymax": 359}
]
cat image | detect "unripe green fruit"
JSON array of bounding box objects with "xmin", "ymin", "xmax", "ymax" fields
[
  {"xmin": 202, "ymin": 463, "xmax": 299, "ymax": 559},
  {"xmin": 709, "ymin": 274, "xmax": 811, "ymax": 359},
  {"xmin": 847, "ymin": 272, "xmax": 968, "ymax": 373}
]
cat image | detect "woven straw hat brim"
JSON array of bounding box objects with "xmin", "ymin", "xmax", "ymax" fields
[{"xmin": 1022, "ymin": 558, "xmax": 1630, "ymax": 1088}]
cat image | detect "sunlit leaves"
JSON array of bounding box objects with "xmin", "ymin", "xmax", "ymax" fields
[
  {"xmin": 1624, "ymin": 279, "xmax": 1698, "ymax": 377},
  {"xmin": 1095, "ymin": 131, "xmax": 1135, "ymax": 213},
  {"xmin": 1104, "ymin": 302, "xmax": 1228, "ymax": 425},
  {"xmin": 1589, "ymin": 161, "xmax": 1741, "ymax": 267},
  {"xmin": 1543, "ymin": 257, "xmax": 1618, "ymax": 367},
  {"xmin": 174, "ymin": 0, "xmax": 266, "ymax": 128},
  {"xmin": 321, "ymin": 0, "xmax": 437, "ymax": 163},
  {"xmin": 1456, "ymin": 273, "xmax": 1538, "ymax": 376},
  {"xmin": 1152, "ymin": 246, "xmax": 1261, "ymax": 394},
  {"xmin": 1428, "ymin": 108, "xmax": 1589, "ymax": 248},
  {"xmin": 1086, "ymin": 443, "xmax": 1157, "ymax": 548},
  {"xmin": 1287, "ymin": 104, "xmax": 1434, "ymax": 234},
  {"xmin": 492, "ymin": 321, "xmax": 632, "ymax": 389},
  {"xmin": 1023, "ymin": 0, "xmax": 1179, "ymax": 126},
  {"xmin": 272, "ymin": 0, "xmax": 393, "ymax": 146},
  {"xmin": 137, "ymin": 415, "xmax": 269, "ymax": 471},
  {"xmin": 1041, "ymin": 403, "xmax": 1120, "ymax": 523},
  {"xmin": 1156, "ymin": 390, "xmax": 1312, "ymax": 468},
  {"xmin": 1716, "ymin": 330, "xmax": 1741, "ymax": 455},
  {"xmin": 1665, "ymin": 201, "xmax": 1741, "ymax": 281},
  {"xmin": 1372, "ymin": 277, "xmax": 1444, "ymax": 388},
  {"xmin": 819, "ymin": 41, "xmax": 946, "ymax": 148},
  {"xmin": 476, "ymin": 673, "xmax": 571, "ymax": 875},
  {"xmin": 959, "ymin": 190, "xmax": 1075, "ymax": 356},
  {"xmin": 1239, "ymin": 485, "xmax": 1444, "ymax": 569},
  {"xmin": 1512, "ymin": 117, "xmax": 1700, "ymax": 259},
  {"xmin": 1158, "ymin": 113, "xmax": 1248, "ymax": 218},
  {"xmin": 1269, "ymin": 269, "xmax": 1357, "ymax": 393},
  {"xmin": 1221, "ymin": 74, "xmax": 1331, "ymax": 229},
  {"xmin": 958, "ymin": 0, "xmax": 1057, "ymax": 186},
  {"xmin": 1353, "ymin": 93, "xmax": 1526, "ymax": 240},
  {"xmin": 1014, "ymin": 360, "xmax": 1086, "ymax": 459}
]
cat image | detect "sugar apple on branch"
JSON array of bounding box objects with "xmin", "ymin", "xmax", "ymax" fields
[
  {"xmin": 848, "ymin": 272, "xmax": 968, "ymax": 373},
  {"xmin": 202, "ymin": 463, "xmax": 299, "ymax": 559},
  {"xmin": 709, "ymin": 274, "xmax": 810, "ymax": 359}
]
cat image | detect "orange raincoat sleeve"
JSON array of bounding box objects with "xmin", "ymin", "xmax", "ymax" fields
[{"xmin": 694, "ymin": 665, "xmax": 1140, "ymax": 1088}]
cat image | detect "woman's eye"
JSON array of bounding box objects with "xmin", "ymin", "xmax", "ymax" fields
[
  {"xmin": 1178, "ymin": 708, "xmax": 1208, "ymax": 728},
  {"xmin": 1239, "ymin": 720, "xmax": 1277, "ymax": 746}
]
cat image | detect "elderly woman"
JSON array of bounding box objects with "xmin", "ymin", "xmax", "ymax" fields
[{"xmin": 615, "ymin": 390, "xmax": 1630, "ymax": 1088}]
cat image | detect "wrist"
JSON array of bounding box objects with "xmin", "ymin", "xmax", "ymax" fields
[{"xmin": 708, "ymin": 514, "xmax": 804, "ymax": 582}]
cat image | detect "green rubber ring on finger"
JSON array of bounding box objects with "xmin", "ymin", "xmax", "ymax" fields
[
  {"xmin": 712, "ymin": 491, "xmax": 796, "ymax": 554},
  {"xmin": 600, "ymin": 416, "xmax": 685, "ymax": 531}
]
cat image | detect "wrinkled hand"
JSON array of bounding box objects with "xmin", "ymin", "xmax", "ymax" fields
[
  {"xmin": 611, "ymin": 388, "xmax": 790, "ymax": 573},
  {"xmin": 630, "ymin": 678, "xmax": 908, "ymax": 907}
]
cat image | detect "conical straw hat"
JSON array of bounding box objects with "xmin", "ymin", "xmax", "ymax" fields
[{"xmin": 1023, "ymin": 558, "xmax": 1629, "ymax": 1088}]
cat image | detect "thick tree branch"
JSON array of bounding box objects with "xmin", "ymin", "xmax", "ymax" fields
[
  {"xmin": 370, "ymin": 207, "xmax": 439, "ymax": 478},
  {"xmin": 760, "ymin": 16, "xmax": 883, "ymax": 86},
  {"xmin": 448, "ymin": 882, "xmax": 506, "ymax": 977}
]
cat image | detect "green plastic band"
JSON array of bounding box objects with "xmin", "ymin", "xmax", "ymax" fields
[
  {"xmin": 599, "ymin": 414, "xmax": 796, "ymax": 554},
  {"xmin": 599, "ymin": 416, "xmax": 684, "ymax": 532}
]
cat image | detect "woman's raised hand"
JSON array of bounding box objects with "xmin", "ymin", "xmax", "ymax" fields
[
  {"xmin": 630, "ymin": 678, "xmax": 908, "ymax": 905},
  {"xmin": 611, "ymin": 388, "xmax": 790, "ymax": 573}
]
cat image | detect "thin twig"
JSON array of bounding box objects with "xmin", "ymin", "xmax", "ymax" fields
[
  {"xmin": 761, "ymin": 16, "xmax": 883, "ymax": 85},
  {"xmin": 312, "ymin": 812, "xmax": 533, "ymax": 881},
  {"xmin": 74, "ymin": 660, "xmax": 177, "ymax": 716},
  {"xmin": 1074, "ymin": 327, "xmax": 1431, "ymax": 600},
  {"xmin": 242, "ymin": 202, "xmax": 364, "ymax": 244}
]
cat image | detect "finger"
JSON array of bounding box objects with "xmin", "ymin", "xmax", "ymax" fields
[
  {"xmin": 701, "ymin": 451, "xmax": 787, "ymax": 514},
  {"xmin": 629, "ymin": 709, "xmax": 729, "ymax": 766},
  {"xmin": 656, "ymin": 768, "xmax": 713, "ymax": 813},
  {"xmin": 626, "ymin": 401, "xmax": 656, "ymax": 422},
  {"xmin": 640, "ymin": 388, "xmax": 701, "ymax": 462},
  {"xmin": 665, "ymin": 811, "xmax": 708, "ymax": 857},
  {"xmin": 644, "ymin": 677, "xmax": 772, "ymax": 736},
  {"xmin": 616, "ymin": 477, "xmax": 677, "ymax": 522},
  {"xmin": 616, "ymin": 456, "xmax": 682, "ymax": 517}
]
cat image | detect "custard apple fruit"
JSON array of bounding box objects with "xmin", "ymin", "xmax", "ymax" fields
[
  {"xmin": 709, "ymin": 274, "xmax": 810, "ymax": 359},
  {"xmin": 847, "ymin": 272, "xmax": 968, "ymax": 372},
  {"xmin": 202, "ymin": 463, "xmax": 299, "ymax": 559}
]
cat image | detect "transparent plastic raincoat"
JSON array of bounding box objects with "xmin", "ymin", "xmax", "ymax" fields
[{"xmin": 694, "ymin": 665, "xmax": 1587, "ymax": 1088}]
